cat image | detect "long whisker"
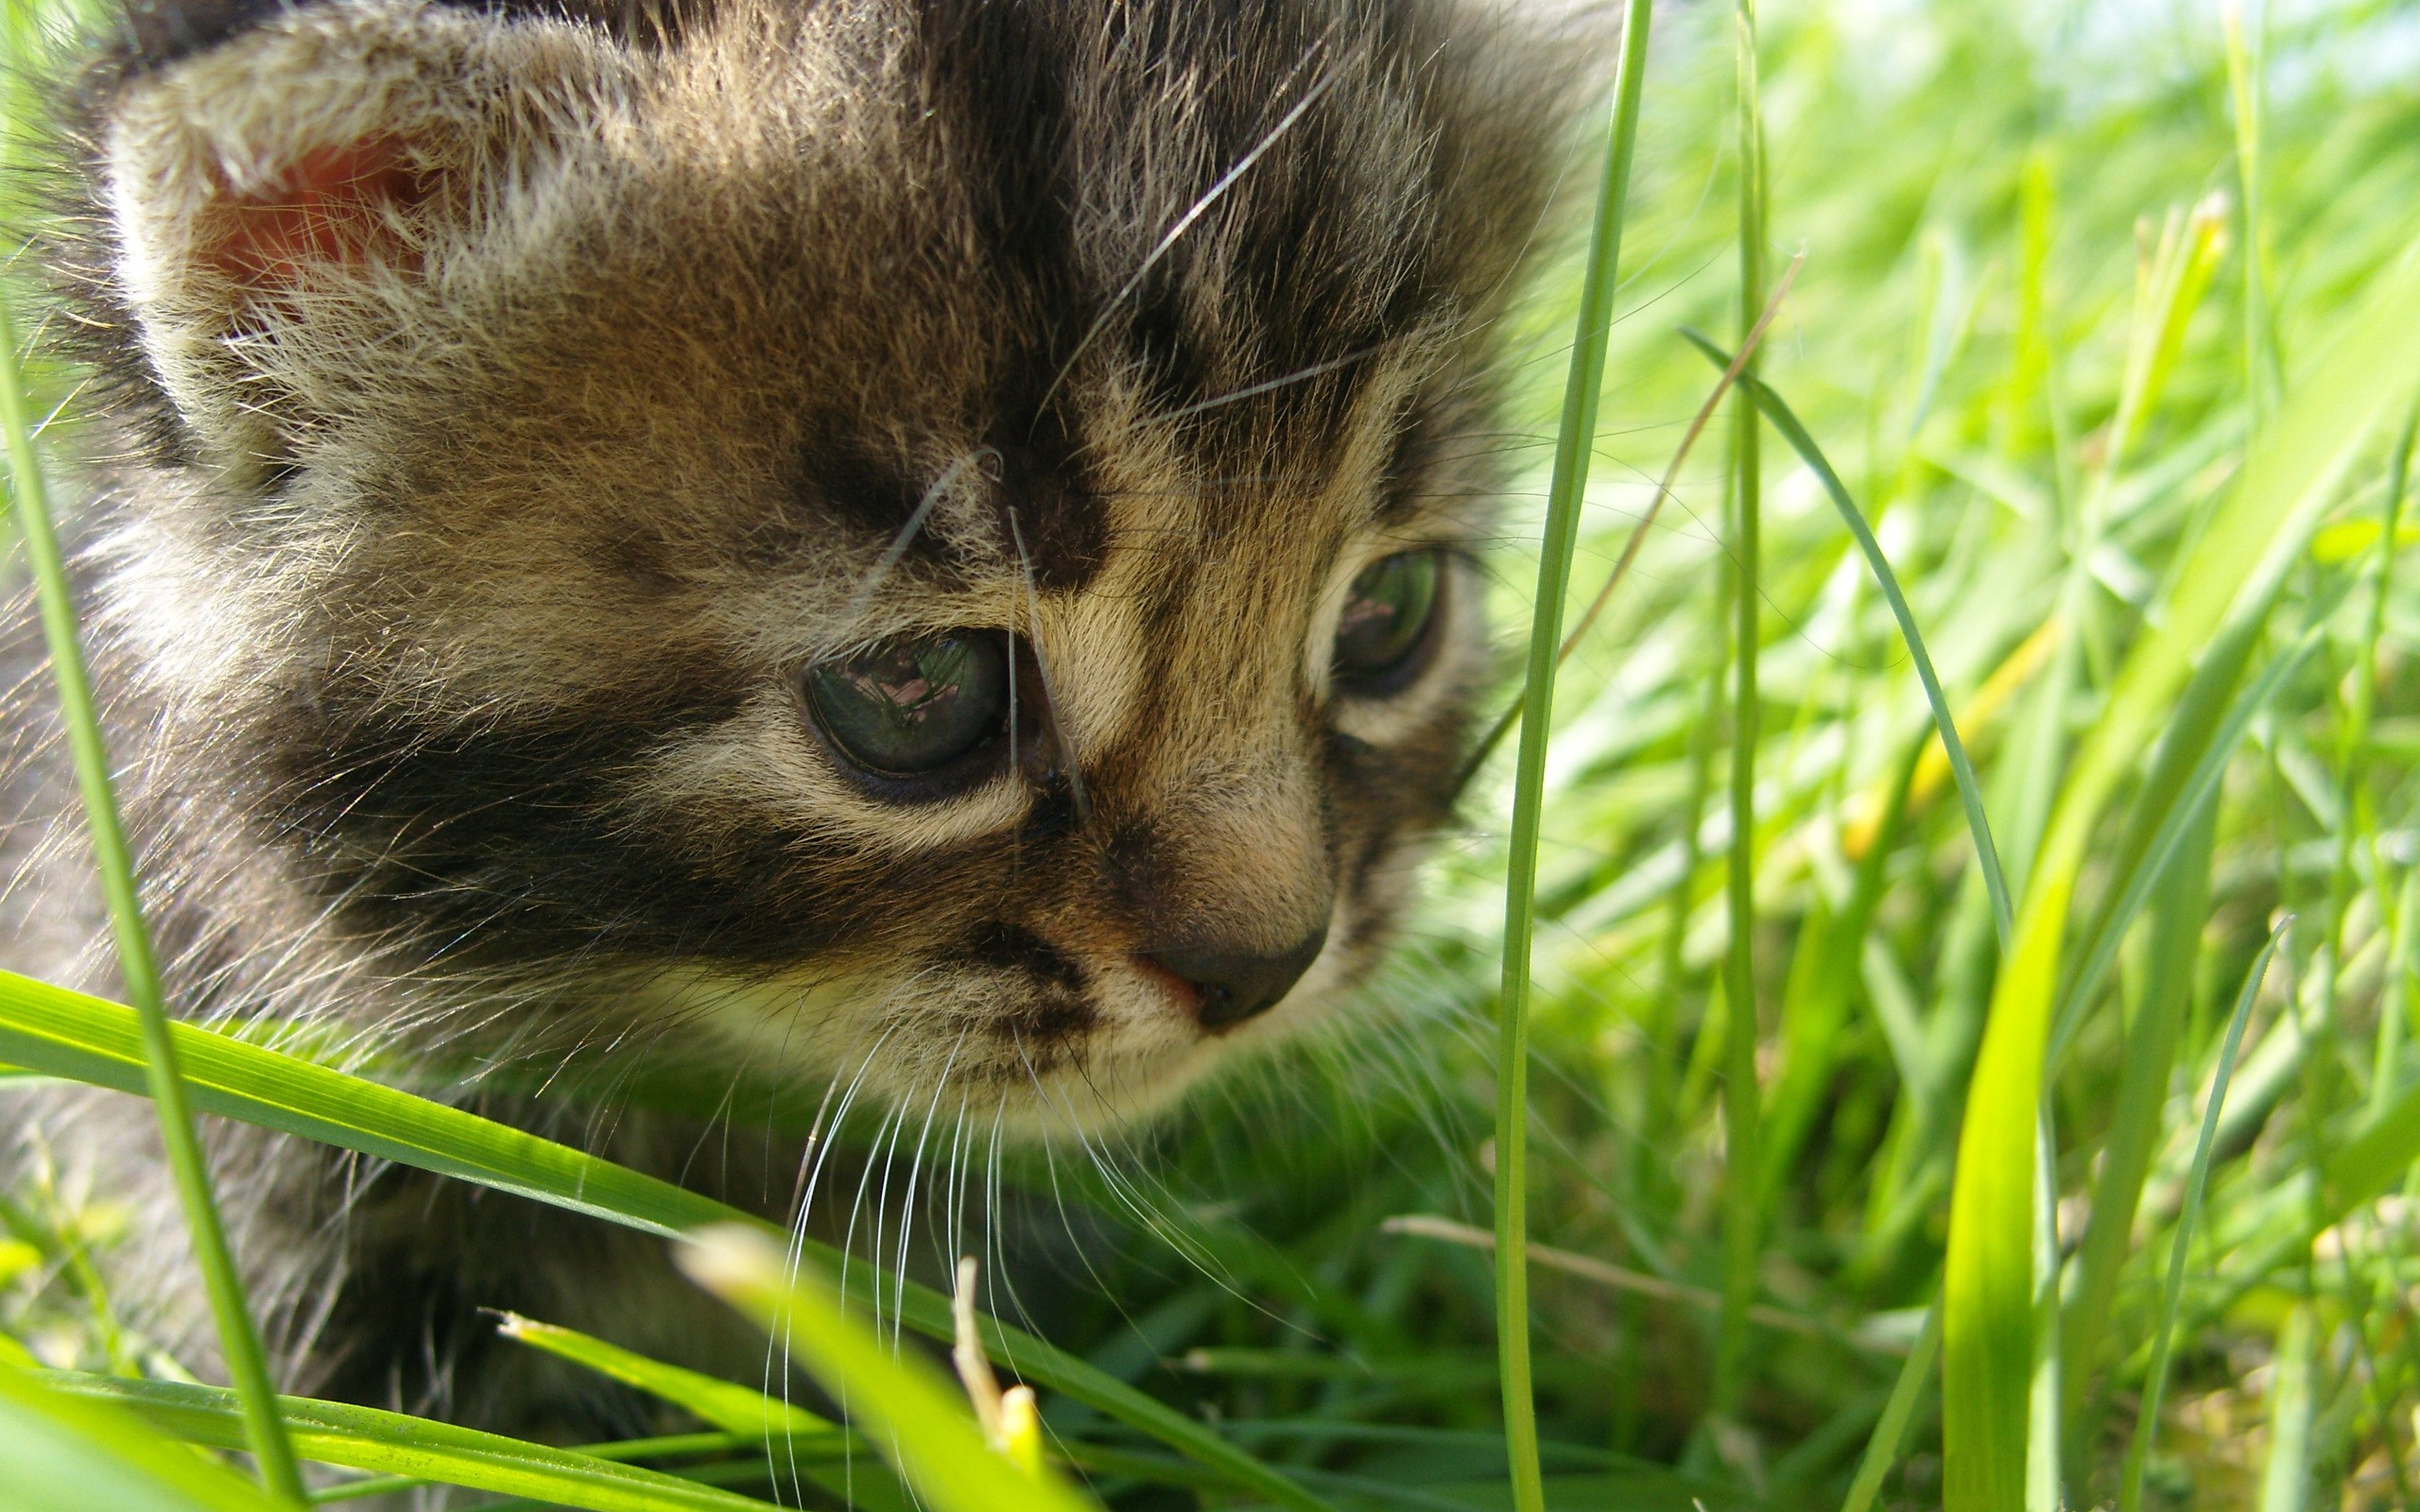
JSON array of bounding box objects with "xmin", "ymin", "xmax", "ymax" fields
[
  {"xmin": 821, "ymin": 1091, "xmax": 908, "ymax": 1494},
  {"xmin": 893, "ymin": 1029, "xmax": 966, "ymax": 1349},
  {"xmin": 1004, "ymin": 507, "xmax": 1092, "ymax": 825},
  {"xmin": 835, "ymin": 446, "xmax": 998, "ymax": 639},
  {"xmin": 1147, "ymin": 342, "xmax": 1383, "ymax": 431},
  {"xmin": 1034, "ymin": 54, "xmax": 1343, "ymax": 419},
  {"xmin": 941, "ymin": 1094, "xmax": 975, "ymax": 1281}
]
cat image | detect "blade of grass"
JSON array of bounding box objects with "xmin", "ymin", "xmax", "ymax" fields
[
  {"xmin": 2024, "ymin": 1114, "xmax": 2061, "ymax": 1512},
  {"xmin": 2118, "ymin": 920, "xmax": 2283, "ymax": 1512},
  {"xmin": 0, "ymin": 1366, "xmax": 289, "ymax": 1512},
  {"xmin": 311, "ymin": 1434, "xmax": 748, "ymax": 1507},
  {"xmin": 1681, "ymin": 333, "xmax": 2013, "ymax": 948},
  {"xmin": 0, "ymin": 285, "xmax": 303, "ymax": 1503},
  {"xmin": 42, "ymin": 1370, "xmax": 787, "ymax": 1512},
  {"xmin": 1711, "ymin": 0, "xmax": 1768, "ymax": 1426},
  {"xmin": 1945, "ymin": 242, "xmax": 2420, "ymax": 1512},
  {"xmin": 1644, "ymin": 578, "xmax": 1729, "ymax": 1236},
  {"xmin": 2104, "ymin": 198, "xmax": 2229, "ymax": 482},
  {"xmin": 1839, "ymin": 1296, "xmax": 1941, "ymax": 1512},
  {"xmin": 1840, "ymin": 622, "xmax": 2057, "ymax": 868},
  {"xmin": 1381, "ymin": 1213, "xmax": 1890, "ymax": 1353},
  {"xmin": 1492, "ymin": 1, "xmax": 1654, "ymax": 1505},
  {"xmin": 2256, "ymin": 1302, "xmax": 2315, "ymax": 1512},
  {"xmin": 1856, "ymin": 611, "xmax": 2077, "ymax": 1288},
  {"xmin": 2355, "ymin": 406, "xmax": 2418, "ymax": 1116},
  {"xmin": 494, "ymin": 1314, "xmax": 840, "ymax": 1441},
  {"xmin": 0, "ymin": 970, "xmax": 1329, "ymax": 1512},
  {"xmin": 2057, "ymin": 798, "xmax": 2216, "ymax": 1452},
  {"xmin": 500, "ymin": 1314, "xmax": 919, "ymax": 1512},
  {"xmin": 497, "ymin": 1313, "xmax": 903, "ymax": 1511},
  {"xmin": 679, "ymin": 1226, "xmax": 1100, "ymax": 1512},
  {"xmin": 2376, "ymin": 868, "xmax": 2418, "ymax": 1124}
]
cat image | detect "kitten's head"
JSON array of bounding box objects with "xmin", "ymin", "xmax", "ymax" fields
[{"xmin": 69, "ymin": 0, "xmax": 1582, "ymax": 1130}]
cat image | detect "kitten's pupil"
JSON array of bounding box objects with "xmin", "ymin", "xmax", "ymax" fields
[
  {"xmin": 804, "ymin": 631, "xmax": 1010, "ymax": 779},
  {"xmin": 1334, "ymin": 551, "xmax": 1441, "ymax": 691}
]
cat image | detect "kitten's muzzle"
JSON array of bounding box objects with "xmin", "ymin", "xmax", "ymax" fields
[{"xmin": 1145, "ymin": 926, "xmax": 1328, "ymax": 1031}]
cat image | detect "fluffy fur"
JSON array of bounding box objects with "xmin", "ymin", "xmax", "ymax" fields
[{"xmin": 5, "ymin": 0, "xmax": 1586, "ymax": 1438}]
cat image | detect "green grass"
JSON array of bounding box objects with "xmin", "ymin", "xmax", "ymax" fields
[
  {"xmin": 1492, "ymin": 0, "xmax": 1656, "ymax": 1504},
  {"xmin": 11, "ymin": 0, "xmax": 2420, "ymax": 1508}
]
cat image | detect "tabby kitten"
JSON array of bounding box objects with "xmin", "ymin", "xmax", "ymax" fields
[{"xmin": 7, "ymin": 0, "xmax": 1582, "ymax": 1436}]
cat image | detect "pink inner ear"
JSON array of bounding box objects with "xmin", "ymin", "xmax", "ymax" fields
[{"xmin": 203, "ymin": 137, "xmax": 438, "ymax": 285}]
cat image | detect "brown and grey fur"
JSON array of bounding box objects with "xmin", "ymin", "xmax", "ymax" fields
[{"xmin": 4, "ymin": 0, "xmax": 1588, "ymax": 1441}]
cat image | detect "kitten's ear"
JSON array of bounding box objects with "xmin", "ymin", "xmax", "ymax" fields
[{"xmin": 100, "ymin": 0, "xmax": 623, "ymax": 451}]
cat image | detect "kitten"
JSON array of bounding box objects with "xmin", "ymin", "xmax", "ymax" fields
[{"xmin": 6, "ymin": 0, "xmax": 1583, "ymax": 1438}]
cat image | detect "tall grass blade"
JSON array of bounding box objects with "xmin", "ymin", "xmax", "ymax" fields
[
  {"xmin": 312, "ymin": 1434, "xmax": 747, "ymax": 1507},
  {"xmin": 41, "ymin": 1370, "xmax": 786, "ymax": 1512},
  {"xmin": 495, "ymin": 1314, "xmax": 840, "ymax": 1440},
  {"xmin": 1680, "ymin": 334, "xmax": 2012, "ymax": 947},
  {"xmin": 1838, "ymin": 1297, "xmax": 1941, "ymax": 1512},
  {"xmin": 2255, "ymin": 1302, "xmax": 2314, "ymax": 1512},
  {"xmin": 1712, "ymin": 0, "xmax": 1768, "ymax": 1425},
  {"xmin": 497, "ymin": 1314, "xmax": 900, "ymax": 1511},
  {"xmin": 2058, "ymin": 799, "xmax": 2216, "ymax": 1451},
  {"xmin": 0, "ymin": 970, "xmax": 1329, "ymax": 1512},
  {"xmin": 1493, "ymin": 2, "xmax": 1653, "ymax": 1503},
  {"xmin": 2118, "ymin": 920, "xmax": 2284, "ymax": 1512},
  {"xmin": 0, "ymin": 287, "xmax": 303, "ymax": 1503},
  {"xmin": 680, "ymin": 1226, "xmax": 1101, "ymax": 1512},
  {"xmin": 2024, "ymin": 1116, "xmax": 2060, "ymax": 1512},
  {"xmin": 2360, "ymin": 406, "xmax": 2419, "ymax": 1118},
  {"xmin": 2102, "ymin": 198, "xmax": 2229, "ymax": 482}
]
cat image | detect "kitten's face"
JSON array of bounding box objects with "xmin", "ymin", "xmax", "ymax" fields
[{"xmin": 77, "ymin": 0, "xmax": 1571, "ymax": 1129}]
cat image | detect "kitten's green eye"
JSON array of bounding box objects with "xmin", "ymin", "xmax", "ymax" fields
[
  {"xmin": 1332, "ymin": 550, "xmax": 1441, "ymax": 692},
  {"xmin": 804, "ymin": 631, "xmax": 1011, "ymax": 779}
]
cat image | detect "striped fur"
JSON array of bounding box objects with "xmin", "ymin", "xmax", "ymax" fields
[{"xmin": 8, "ymin": 0, "xmax": 1586, "ymax": 1436}]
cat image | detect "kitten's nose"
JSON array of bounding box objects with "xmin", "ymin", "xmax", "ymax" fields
[{"xmin": 1148, "ymin": 927, "xmax": 1328, "ymax": 1031}]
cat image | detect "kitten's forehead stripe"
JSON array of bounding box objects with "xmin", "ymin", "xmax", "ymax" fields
[
  {"xmin": 909, "ymin": 0, "xmax": 1081, "ymax": 326},
  {"xmin": 908, "ymin": 0, "xmax": 1116, "ymax": 595}
]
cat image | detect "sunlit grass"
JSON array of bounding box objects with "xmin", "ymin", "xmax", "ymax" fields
[{"xmin": 8, "ymin": 0, "xmax": 2420, "ymax": 1509}]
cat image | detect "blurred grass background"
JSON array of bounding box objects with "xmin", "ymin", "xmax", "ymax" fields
[{"xmin": 6, "ymin": 0, "xmax": 2420, "ymax": 1506}]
